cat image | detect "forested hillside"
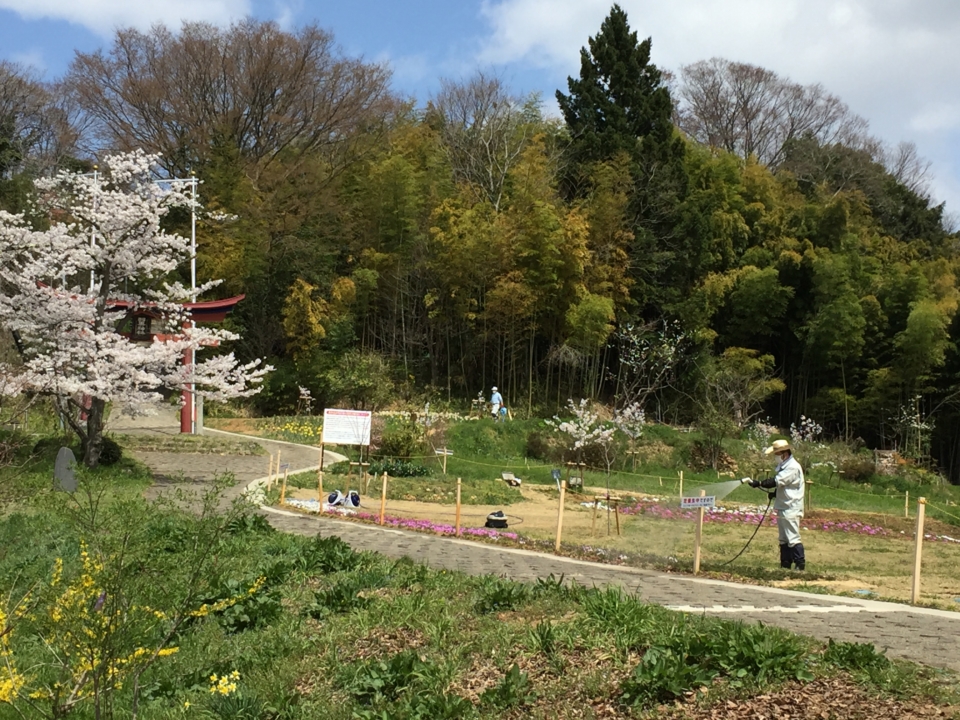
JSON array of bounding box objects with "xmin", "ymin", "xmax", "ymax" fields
[{"xmin": 2, "ymin": 7, "xmax": 959, "ymax": 478}]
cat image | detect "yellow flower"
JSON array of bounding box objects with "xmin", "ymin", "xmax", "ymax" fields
[{"xmin": 184, "ymin": 701, "xmax": 191, "ymax": 709}]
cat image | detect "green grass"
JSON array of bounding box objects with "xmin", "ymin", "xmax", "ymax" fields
[
  {"xmin": 2, "ymin": 423, "xmax": 959, "ymax": 719},
  {"xmin": 0, "ymin": 490, "xmax": 954, "ymax": 719}
]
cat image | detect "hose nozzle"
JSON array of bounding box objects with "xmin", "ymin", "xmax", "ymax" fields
[{"xmin": 740, "ymin": 477, "xmax": 752, "ymax": 484}]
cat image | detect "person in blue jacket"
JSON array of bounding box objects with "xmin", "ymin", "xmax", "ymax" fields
[
  {"xmin": 745, "ymin": 439, "xmax": 805, "ymax": 570},
  {"xmin": 490, "ymin": 386, "xmax": 503, "ymax": 421}
]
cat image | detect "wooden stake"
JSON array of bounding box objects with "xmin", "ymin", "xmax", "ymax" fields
[
  {"xmin": 274, "ymin": 450, "xmax": 281, "ymax": 491},
  {"xmin": 905, "ymin": 490, "xmax": 910, "ymax": 519},
  {"xmin": 693, "ymin": 490, "xmax": 706, "ymax": 575},
  {"xmin": 805, "ymin": 480, "xmax": 813, "ymax": 513},
  {"xmin": 442, "ymin": 448, "xmax": 448, "ymax": 475},
  {"xmin": 679, "ymin": 470, "xmax": 684, "ymax": 500},
  {"xmin": 267, "ymin": 454, "xmax": 275, "ymax": 490},
  {"xmin": 659, "ymin": 476, "xmax": 662, "ymax": 487},
  {"xmin": 455, "ymin": 478, "xmax": 462, "ymax": 537},
  {"xmin": 555, "ymin": 481, "xmax": 567, "ymax": 552},
  {"xmin": 279, "ymin": 467, "xmax": 289, "ymax": 505},
  {"xmin": 317, "ymin": 451, "xmax": 324, "ymax": 514},
  {"xmin": 911, "ymin": 497, "xmax": 926, "ymax": 604},
  {"xmin": 379, "ymin": 472, "xmax": 388, "ymax": 526},
  {"xmin": 614, "ymin": 500, "xmax": 621, "ymax": 536}
]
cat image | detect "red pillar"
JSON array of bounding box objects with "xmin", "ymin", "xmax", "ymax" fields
[{"xmin": 180, "ymin": 346, "xmax": 193, "ymax": 434}]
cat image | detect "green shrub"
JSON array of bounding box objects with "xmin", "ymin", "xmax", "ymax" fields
[
  {"xmin": 378, "ymin": 417, "xmax": 426, "ymax": 458},
  {"xmin": 822, "ymin": 638, "xmax": 889, "ymax": 671},
  {"xmin": 480, "ymin": 664, "xmax": 536, "ymax": 709},
  {"xmin": 524, "ymin": 430, "xmax": 555, "ymax": 461},
  {"xmin": 78, "ymin": 436, "xmax": 122, "ymax": 466},
  {"xmin": 344, "ymin": 649, "xmax": 437, "ymax": 705},
  {"xmin": 369, "ymin": 459, "xmax": 430, "ymax": 477},
  {"xmin": 620, "ymin": 646, "xmax": 718, "ymax": 705},
  {"xmin": 474, "ymin": 577, "xmax": 529, "ymax": 614},
  {"xmin": 212, "ymin": 577, "xmax": 283, "ymax": 633},
  {"xmin": 841, "ymin": 456, "xmax": 878, "ymax": 483},
  {"xmin": 296, "ymin": 535, "xmax": 363, "ymax": 574},
  {"xmin": 225, "ymin": 513, "xmax": 276, "ymax": 536}
]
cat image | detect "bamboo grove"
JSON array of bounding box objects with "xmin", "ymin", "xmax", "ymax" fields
[{"xmin": 2, "ymin": 7, "xmax": 960, "ymax": 478}]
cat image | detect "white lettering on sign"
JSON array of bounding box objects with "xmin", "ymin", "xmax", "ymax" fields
[
  {"xmin": 322, "ymin": 408, "xmax": 372, "ymax": 446},
  {"xmin": 681, "ymin": 496, "xmax": 716, "ymax": 509}
]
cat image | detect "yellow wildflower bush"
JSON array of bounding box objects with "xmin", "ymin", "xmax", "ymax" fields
[{"xmin": 1, "ymin": 540, "xmax": 267, "ymax": 717}]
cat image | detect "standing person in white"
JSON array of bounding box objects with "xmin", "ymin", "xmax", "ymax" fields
[
  {"xmin": 746, "ymin": 439, "xmax": 805, "ymax": 570},
  {"xmin": 490, "ymin": 386, "xmax": 503, "ymax": 422}
]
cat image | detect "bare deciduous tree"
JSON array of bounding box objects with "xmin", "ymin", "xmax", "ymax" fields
[
  {"xmin": 0, "ymin": 61, "xmax": 80, "ymax": 176},
  {"xmin": 676, "ymin": 58, "xmax": 869, "ymax": 169},
  {"xmin": 429, "ymin": 72, "xmax": 541, "ymax": 211},
  {"xmin": 66, "ymin": 19, "xmax": 395, "ymax": 178}
]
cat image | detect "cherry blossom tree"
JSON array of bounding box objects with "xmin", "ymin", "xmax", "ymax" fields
[{"xmin": 0, "ymin": 150, "xmax": 268, "ymax": 467}]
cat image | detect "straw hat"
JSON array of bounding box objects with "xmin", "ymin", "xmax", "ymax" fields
[{"xmin": 764, "ymin": 439, "xmax": 791, "ymax": 455}]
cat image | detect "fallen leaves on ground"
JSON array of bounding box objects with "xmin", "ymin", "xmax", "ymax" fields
[{"xmin": 659, "ymin": 676, "xmax": 957, "ymax": 719}]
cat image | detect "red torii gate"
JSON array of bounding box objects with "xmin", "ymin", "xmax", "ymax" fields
[{"xmin": 112, "ymin": 295, "xmax": 245, "ymax": 434}]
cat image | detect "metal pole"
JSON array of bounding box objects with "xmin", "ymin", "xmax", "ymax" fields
[{"xmin": 190, "ymin": 175, "xmax": 197, "ymax": 434}]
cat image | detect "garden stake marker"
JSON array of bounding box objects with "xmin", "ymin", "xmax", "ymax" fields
[
  {"xmin": 693, "ymin": 490, "xmax": 706, "ymax": 574},
  {"xmin": 905, "ymin": 490, "xmax": 909, "ymax": 519},
  {"xmin": 317, "ymin": 454, "xmax": 324, "ymax": 514},
  {"xmin": 555, "ymin": 480, "xmax": 567, "ymax": 552},
  {"xmin": 266, "ymin": 454, "xmax": 274, "ymax": 490},
  {"xmin": 379, "ymin": 472, "xmax": 388, "ymax": 525},
  {"xmin": 912, "ymin": 497, "xmax": 926, "ymax": 604},
  {"xmin": 455, "ymin": 478, "xmax": 462, "ymax": 536},
  {"xmin": 678, "ymin": 470, "xmax": 683, "ymax": 500},
  {"xmin": 279, "ymin": 467, "xmax": 288, "ymax": 505}
]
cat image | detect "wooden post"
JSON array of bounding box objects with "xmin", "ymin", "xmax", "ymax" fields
[
  {"xmin": 905, "ymin": 490, "xmax": 909, "ymax": 519},
  {"xmin": 273, "ymin": 450, "xmax": 281, "ymax": 491},
  {"xmin": 911, "ymin": 497, "xmax": 926, "ymax": 604},
  {"xmin": 379, "ymin": 472, "xmax": 388, "ymax": 526},
  {"xmin": 693, "ymin": 489, "xmax": 706, "ymax": 575},
  {"xmin": 679, "ymin": 470, "xmax": 684, "ymax": 500},
  {"xmin": 455, "ymin": 478, "xmax": 462, "ymax": 537},
  {"xmin": 267, "ymin": 454, "xmax": 275, "ymax": 490},
  {"xmin": 805, "ymin": 480, "xmax": 813, "ymax": 513},
  {"xmin": 555, "ymin": 481, "xmax": 567, "ymax": 552},
  {"xmin": 279, "ymin": 467, "xmax": 289, "ymax": 505},
  {"xmin": 659, "ymin": 476, "xmax": 662, "ymax": 487},
  {"xmin": 317, "ymin": 452, "xmax": 324, "ymax": 514},
  {"xmin": 442, "ymin": 448, "xmax": 448, "ymax": 475},
  {"xmin": 614, "ymin": 499, "xmax": 621, "ymax": 536}
]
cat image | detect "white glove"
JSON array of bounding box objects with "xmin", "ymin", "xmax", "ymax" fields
[{"xmin": 740, "ymin": 477, "xmax": 752, "ymax": 484}]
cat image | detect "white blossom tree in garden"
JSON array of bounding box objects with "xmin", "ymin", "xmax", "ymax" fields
[{"xmin": 0, "ymin": 150, "xmax": 268, "ymax": 467}]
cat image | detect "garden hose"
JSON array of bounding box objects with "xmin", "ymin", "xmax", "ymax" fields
[{"xmin": 718, "ymin": 494, "xmax": 774, "ymax": 567}]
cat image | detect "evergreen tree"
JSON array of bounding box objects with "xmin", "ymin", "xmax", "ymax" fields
[{"xmin": 556, "ymin": 4, "xmax": 688, "ymax": 314}]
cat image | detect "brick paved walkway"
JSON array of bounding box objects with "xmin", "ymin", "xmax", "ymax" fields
[{"xmin": 109, "ymin": 408, "xmax": 960, "ymax": 673}]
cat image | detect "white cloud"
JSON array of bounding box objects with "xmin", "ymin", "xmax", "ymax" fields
[
  {"xmin": 479, "ymin": 0, "xmax": 960, "ymax": 210},
  {"xmin": 0, "ymin": 0, "xmax": 251, "ymax": 36}
]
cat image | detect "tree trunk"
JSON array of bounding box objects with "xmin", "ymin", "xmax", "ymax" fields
[{"xmin": 84, "ymin": 397, "xmax": 107, "ymax": 468}]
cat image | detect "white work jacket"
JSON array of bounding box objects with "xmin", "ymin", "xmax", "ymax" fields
[{"xmin": 773, "ymin": 454, "xmax": 805, "ymax": 517}]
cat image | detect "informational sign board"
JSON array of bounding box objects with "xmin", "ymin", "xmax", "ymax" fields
[
  {"xmin": 681, "ymin": 495, "xmax": 716, "ymax": 509},
  {"xmin": 322, "ymin": 408, "xmax": 372, "ymax": 446}
]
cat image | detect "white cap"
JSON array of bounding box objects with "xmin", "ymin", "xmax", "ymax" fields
[{"xmin": 492, "ymin": 386, "xmax": 498, "ymax": 391}]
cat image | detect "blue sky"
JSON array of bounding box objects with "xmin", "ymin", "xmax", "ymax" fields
[{"xmin": 3, "ymin": 0, "xmax": 960, "ymax": 217}]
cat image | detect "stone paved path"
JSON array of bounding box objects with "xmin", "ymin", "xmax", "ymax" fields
[{"xmin": 109, "ymin": 408, "xmax": 960, "ymax": 673}]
